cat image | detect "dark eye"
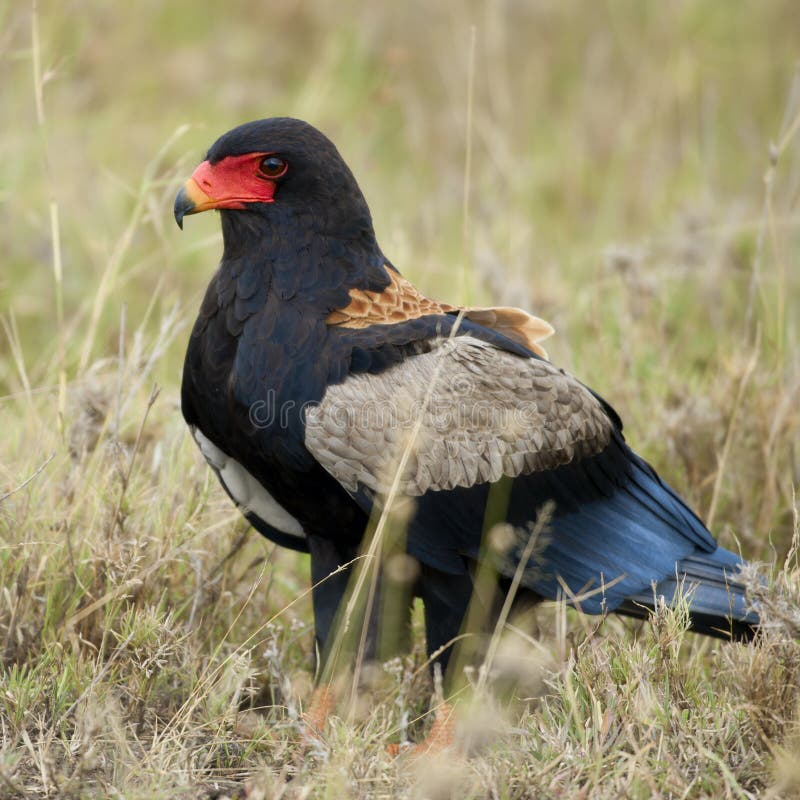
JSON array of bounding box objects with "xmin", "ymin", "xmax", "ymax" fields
[{"xmin": 259, "ymin": 155, "xmax": 287, "ymax": 178}]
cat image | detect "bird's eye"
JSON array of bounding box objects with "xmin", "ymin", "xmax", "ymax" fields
[{"xmin": 259, "ymin": 156, "xmax": 288, "ymax": 178}]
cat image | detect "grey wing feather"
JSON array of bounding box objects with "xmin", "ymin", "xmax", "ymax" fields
[{"xmin": 304, "ymin": 337, "xmax": 613, "ymax": 497}]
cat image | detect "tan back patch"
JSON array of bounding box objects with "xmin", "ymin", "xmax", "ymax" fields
[
  {"xmin": 326, "ymin": 270, "xmax": 457, "ymax": 328},
  {"xmin": 460, "ymin": 307, "xmax": 554, "ymax": 358},
  {"xmin": 326, "ymin": 268, "xmax": 554, "ymax": 357}
]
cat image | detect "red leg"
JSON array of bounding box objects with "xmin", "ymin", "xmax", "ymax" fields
[
  {"xmin": 302, "ymin": 684, "xmax": 336, "ymax": 741},
  {"xmin": 387, "ymin": 701, "xmax": 456, "ymax": 756}
]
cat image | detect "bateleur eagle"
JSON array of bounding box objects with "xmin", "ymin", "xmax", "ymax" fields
[{"xmin": 174, "ymin": 117, "xmax": 757, "ymax": 698}]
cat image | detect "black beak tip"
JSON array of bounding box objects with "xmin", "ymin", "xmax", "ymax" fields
[{"xmin": 174, "ymin": 186, "xmax": 193, "ymax": 230}]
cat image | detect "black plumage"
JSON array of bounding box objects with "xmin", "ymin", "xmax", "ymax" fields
[{"xmin": 176, "ymin": 117, "xmax": 758, "ymax": 684}]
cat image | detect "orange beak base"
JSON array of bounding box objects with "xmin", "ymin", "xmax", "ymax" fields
[{"xmin": 174, "ymin": 178, "xmax": 215, "ymax": 228}]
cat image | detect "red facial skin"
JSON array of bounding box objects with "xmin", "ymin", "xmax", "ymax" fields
[{"xmin": 183, "ymin": 153, "xmax": 285, "ymax": 211}]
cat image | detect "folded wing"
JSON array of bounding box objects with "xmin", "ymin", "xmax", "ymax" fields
[
  {"xmin": 305, "ymin": 336, "xmax": 610, "ymax": 496},
  {"xmin": 304, "ymin": 334, "xmax": 754, "ymax": 634}
]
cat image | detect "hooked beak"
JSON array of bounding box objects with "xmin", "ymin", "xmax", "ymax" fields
[{"xmin": 173, "ymin": 178, "xmax": 214, "ymax": 229}]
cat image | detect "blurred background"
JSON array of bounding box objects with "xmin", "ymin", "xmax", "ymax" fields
[
  {"xmin": 1, "ymin": 2, "xmax": 799, "ymax": 795},
  {"xmin": 4, "ymin": 0, "xmax": 797, "ymax": 544}
]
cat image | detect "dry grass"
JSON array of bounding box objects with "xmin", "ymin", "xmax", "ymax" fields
[{"xmin": 2, "ymin": 1, "xmax": 800, "ymax": 797}]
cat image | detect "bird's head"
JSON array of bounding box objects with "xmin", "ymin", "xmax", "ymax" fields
[
  {"xmin": 174, "ymin": 117, "xmax": 389, "ymax": 299},
  {"xmin": 174, "ymin": 117, "xmax": 374, "ymax": 237}
]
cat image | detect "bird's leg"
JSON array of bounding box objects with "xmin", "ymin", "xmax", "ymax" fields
[
  {"xmin": 386, "ymin": 699, "xmax": 457, "ymax": 757},
  {"xmin": 302, "ymin": 683, "xmax": 336, "ymax": 741},
  {"xmin": 301, "ymin": 536, "xmax": 355, "ymax": 741},
  {"xmin": 304, "ymin": 536, "xmax": 414, "ymax": 741},
  {"xmin": 385, "ymin": 565, "xmax": 475, "ymax": 755},
  {"xmin": 388, "ymin": 559, "xmax": 514, "ymax": 755},
  {"xmin": 387, "ymin": 658, "xmax": 457, "ymax": 756}
]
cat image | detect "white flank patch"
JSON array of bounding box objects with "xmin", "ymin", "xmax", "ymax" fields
[{"xmin": 192, "ymin": 427, "xmax": 305, "ymax": 539}]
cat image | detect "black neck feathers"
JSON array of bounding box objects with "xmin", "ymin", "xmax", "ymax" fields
[{"xmin": 218, "ymin": 202, "xmax": 389, "ymax": 314}]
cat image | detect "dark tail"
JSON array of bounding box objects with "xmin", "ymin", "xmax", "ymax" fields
[{"xmin": 617, "ymin": 546, "xmax": 759, "ymax": 641}]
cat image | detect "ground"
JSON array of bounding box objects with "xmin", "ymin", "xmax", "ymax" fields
[{"xmin": 1, "ymin": 1, "xmax": 799, "ymax": 797}]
